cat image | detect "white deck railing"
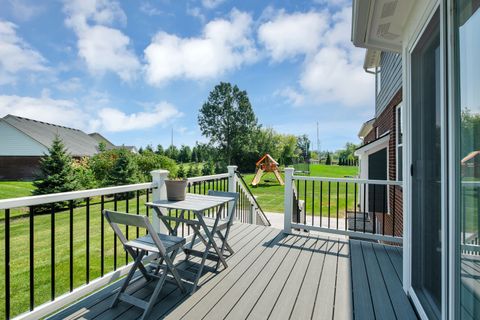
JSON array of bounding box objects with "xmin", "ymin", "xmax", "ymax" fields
[{"xmin": 283, "ymin": 167, "xmax": 404, "ymax": 244}]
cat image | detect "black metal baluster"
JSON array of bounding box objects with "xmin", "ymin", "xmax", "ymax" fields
[
  {"xmin": 336, "ymin": 182, "xmax": 339, "ymax": 229},
  {"xmin": 86, "ymin": 198, "xmax": 90, "ymax": 284},
  {"xmin": 392, "ymin": 186, "xmax": 396, "ymax": 236},
  {"xmin": 383, "ymin": 185, "xmax": 387, "ymax": 236},
  {"xmin": 363, "ymin": 183, "xmax": 366, "ymax": 233},
  {"xmin": 114, "ymin": 194, "xmax": 117, "ymax": 270},
  {"xmin": 319, "ymin": 181, "xmax": 323, "ymax": 227},
  {"xmin": 328, "ymin": 182, "xmax": 331, "ymax": 228},
  {"xmin": 5, "ymin": 209, "xmax": 10, "ymax": 320},
  {"xmin": 30, "ymin": 206, "xmax": 35, "ymax": 310},
  {"xmin": 101, "ymin": 195, "xmax": 105, "ymax": 276},
  {"xmin": 345, "ymin": 183, "xmax": 348, "ymax": 231},
  {"xmin": 296, "ymin": 179, "xmax": 300, "ymax": 223},
  {"xmin": 125, "ymin": 197, "xmax": 129, "ymax": 265},
  {"xmin": 373, "ymin": 184, "xmax": 376, "ymax": 234},
  {"xmin": 354, "ymin": 183, "xmax": 357, "ymax": 232},
  {"xmin": 303, "ymin": 180, "xmax": 307, "ymax": 223},
  {"xmin": 312, "ymin": 181, "xmax": 315, "ymax": 226},
  {"xmin": 69, "ymin": 200, "xmax": 74, "ymax": 292},
  {"xmin": 50, "ymin": 204, "xmax": 55, "ymax": 300},
  {"xmin": 136, "ymin": 191, "xmax": 140, "ymax": 238}
]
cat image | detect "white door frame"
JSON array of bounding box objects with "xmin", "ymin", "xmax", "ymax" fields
[{"xmin": 403, "ymin": 1, "xmax": 448, "ymax": 319}]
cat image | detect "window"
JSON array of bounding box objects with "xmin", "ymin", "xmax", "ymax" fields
[
  {"xmin": 376, "ymin": 67, "xmax": 382, "ymax": 95},
  {"xmin": 396, "ymin": 104, "xmax": 403, "ymax": 181}
]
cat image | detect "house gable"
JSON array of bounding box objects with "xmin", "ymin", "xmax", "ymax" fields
[{"xmin": 0, "ymin": 120, "xmax": 47, "ymax": 156}]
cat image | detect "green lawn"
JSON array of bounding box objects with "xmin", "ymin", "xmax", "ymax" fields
[
  {"xmin": 0, "ymin": 181, "xmax": 34, "ymax": 200},
  {"xmin": 244, "ymin": 164, "xmax": 358, "ymax": 213}
]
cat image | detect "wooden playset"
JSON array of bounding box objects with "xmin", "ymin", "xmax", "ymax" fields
[{"xmin": 251, "ymin": 154, "xmax": 284, "ymax": 186}]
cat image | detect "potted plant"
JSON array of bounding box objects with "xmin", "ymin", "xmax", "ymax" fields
[{"xmin": 165, "ymin": 164, "xmax": 188, "ymax": 201}]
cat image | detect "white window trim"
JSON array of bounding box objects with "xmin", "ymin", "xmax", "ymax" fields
[{"xmin": 396, "ymin": 103, "xmax": 404, "ymax": 181}]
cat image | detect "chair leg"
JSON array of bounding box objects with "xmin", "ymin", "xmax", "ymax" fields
[
  {"xmin": 140, "ymin": 264, "xmax": 169, "ymax": 320},
  {"xmin": 111, "ymin": 250, "xmax": 145, "ymax": 308},
  {"xmin": 166, "ymin": 249, "xmax": 186, "ymax": 293}
]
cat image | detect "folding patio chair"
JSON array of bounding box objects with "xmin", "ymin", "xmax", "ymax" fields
[
  {"xmin": 103, "ymin": 210, "xmax": 186, "ymax": 320},
  {"xmin": 186, "ymin": 191, "xmax": 238, "ymax": 269}
]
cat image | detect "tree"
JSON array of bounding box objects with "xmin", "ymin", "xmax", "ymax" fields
[
  {"xmin": 198, "ymin": 82, "xmax": 258, "ymax": 165},
  {"xmin": 202, "ymin": 161, "xmax": 215, "ymax": 176},
  {"xmin": 135, "ymin": 150, "xmax": 177, "ymax": 181},
  {"xmin": 178, "ymin": 145, "xmax": 192, "ymax": 163},
  {"xmin": 105, "ymin": 149, "xmax": 139, "ymax": 194},
  {"xmin": 326, "ymin": 152, "xmax": 332, "ymax": 165},
  {"xmin": 297, "ymin": 134, "xmax": 311, "ymax": 162},
  {"xmin": 33, "ymin": 136, "xmax": 79, "ymax": 208},
  {"xmin": 98, "ymin": 141, "xmax": 107, "ymax": 152},
  {"xmin": 156, "ymin": 144, "xmax": 164, "ymax": 155},
  {"xmin": 165, "ymin": 145, "xmax": 179, "ymax": 161}
]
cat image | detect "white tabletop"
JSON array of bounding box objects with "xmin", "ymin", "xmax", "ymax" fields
[{"xmin": 146, "ymin": 193, "xmax": 233, "ymax": 212}]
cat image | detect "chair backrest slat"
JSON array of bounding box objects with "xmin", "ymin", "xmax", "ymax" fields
[
  {"xmin": 103, "ymin": 210, "xmax": 167, "ymax": 255},
  {"xmin": 104, "ymin": 210, "xmax": 148, "ymax": 228},
  {"xmin": 207, "ymin": 191, "xmax": 238, "ymax": 224}
]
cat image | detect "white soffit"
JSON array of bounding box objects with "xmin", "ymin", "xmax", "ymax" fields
[
  {"xmin": 363, "ymin": 49, "xmax": 381, "ymax": 70},
  {"xmin": 352, "ymin": 0, "xmax": 414, "ymax": 52}
]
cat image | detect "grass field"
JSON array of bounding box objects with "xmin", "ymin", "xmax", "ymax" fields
[
  {"xmin": 0, "ymin": 181, "xmax": 34, "ymax": 200},
  {"xmin": 244, "ymin": 164, "xmax": 358, "ymax": 213}
]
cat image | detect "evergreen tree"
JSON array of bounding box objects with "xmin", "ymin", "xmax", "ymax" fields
[
  {"xmin": 202, "ymin": 161, "xmax": 215, "ymax": 176},
  {"xmin": 105, "ymin": 149, "xmax": 139, "ymax": 197},
  {"xmin": 33, "ymin": 136, "xmax": 79, "ymax": 209},
  {"xmin": 326, "ymin": 152, "xmax": 332, "ymax": 165},
  {"xmin": 156, "ymin": 144, "xmax": 164, "ymax": 155},
  {"xmin": 193, "ymin": 163, "xmax": 202, "ymax": 176},
  {"xmin": 187, "ymin": 164, "xmax": 195, "ymax": 178}
]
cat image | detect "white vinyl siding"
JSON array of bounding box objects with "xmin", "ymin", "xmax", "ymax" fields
[{"xmin": 0, "ymin": 121, "xmax": 47, "ymax": 156}]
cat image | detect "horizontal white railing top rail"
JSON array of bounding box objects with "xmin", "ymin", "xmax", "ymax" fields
[
  {"xmin": 186, "ymin": 173, "xmax": 229, "ymax": 183},
  {"xmin": 292, "ymin": 174, "xmax": 403, "ymax": 186},
  {"xmin": 0, "ymin": 173, "xmax": 231, "ymax": 210},
  {"xmin": 0, "ymin": 182, "xmax": 155, "ymax": 210}
]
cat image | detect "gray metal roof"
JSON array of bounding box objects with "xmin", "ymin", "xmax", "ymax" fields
[{"xmin": 2, "ymin": 115, "xmax": 100, "ymax": 157}]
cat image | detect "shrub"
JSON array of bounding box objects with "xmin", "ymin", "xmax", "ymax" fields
[
  {"xmin": 72, "ymin": 157, "xmax": 97, "ymax": 189},
  {"xmin": 135, "ymin": 151, "xmax": 177, "ymax": 181},
  {"xmin": 177, "ymin": 164, "xmax": 186, "ymax": 179},
  {"xmin": 202, "ymin": 161, "xmax": 215, "ymax": 176}
]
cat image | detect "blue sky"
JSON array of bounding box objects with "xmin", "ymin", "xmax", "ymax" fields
[{"xmin": 0, "ymin": 0, "xmax": 374, "ymax": 151}]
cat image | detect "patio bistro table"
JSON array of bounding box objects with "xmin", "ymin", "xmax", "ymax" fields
[{"xmin": 146, "ymin": 193, "xmax": 234, "ymax": 294}]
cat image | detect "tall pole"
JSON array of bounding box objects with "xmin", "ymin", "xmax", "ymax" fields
[
  {"xmin": 171, "ymin": 128, "xmax": 174, "ymax": 147},
  {"xmin": 316, "ymin": 121, "xmax": 320, "ymax": 153}
]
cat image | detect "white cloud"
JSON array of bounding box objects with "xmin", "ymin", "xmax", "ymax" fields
[
  {"xmin": 258, "ymin": 11, "xmax": 329, "ymax": 61},
  {"xmin": 260, "ymin": 7, "xmax": 373, "ymax": 108},
  {"xmin": 201, "ymin": 0, "xmax": 226, "ymax": 9},
  {"xmin": 0, "ymin": 20, "xmax": 48, "ymax": 85},
  {"xmin": 144, "ymin": 9, "xmax": 257, "ymax": 85},
  {"xmin": 63, "ymin": 0, "xmax": 140, "ymax": 81},
  {"xmin": 0, "ymin": 94, "xmax": 182, "ymax": 133},
  {"xmin": 275, "ymin": 87, "xmax": 305, "ymax": 107},
  {"xmin": 98, "ymin": 102, "xmax": 182, "ymax": 132},
  {"xmin": 9, "ymin": 0, "xmax": 45, "ymax": 21},
  {"xmin": 139, "ymin": 2, "xmax": 163, "ymax": 16}
]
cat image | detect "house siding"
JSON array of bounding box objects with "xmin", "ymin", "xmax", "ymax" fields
[
  {"xmin": 376, "ymin": 52, "xmax": 402, "ymax": 117},
  {"xmin": 366, "ymin": 89, "xmax": 403, "ymax": 237},
  {"xmin": 0, "ymin": 121, "xmax": 47, "ymax": 156}
]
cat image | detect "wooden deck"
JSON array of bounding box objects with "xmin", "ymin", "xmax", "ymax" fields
[{"xmin": 48, "ymin": 223, "xmax": 418, "ymax": 320}]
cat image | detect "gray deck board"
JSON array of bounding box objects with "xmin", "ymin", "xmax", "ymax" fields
[
  {"xmin": 373, "ymin": 243, "xmax": 417, "ymax": 320},
  {"xmin": 361, "ymin": 241, "xmax": 396, "ymax": 319},
  {"xmin": 268, "ymin": 236, "xmax": 318, "ymax": 320},
  {"xmin": 224, "ymin": 235, "xmax": 301, "ymax": 320},
  {"xmin": 203, "ymin": 233, "xmax": 292, "ymax": 320},
  {"xmin": 312, "ymin": 238, "xmax": 339, "ymax": 319},
  {"xmin": 333, "ymin": 239, "xmax": 353, "ymax": 320},
  {"xmin": 349, "ymin": 240, "xmax": 375, "ymax": 319},
  {"xmin": 289, "ymin": 237, "xmax": 329, "ymax": 320},
  {"xmin": 47, "ymin": 224, "xmax": 417, "ymax": 320}
]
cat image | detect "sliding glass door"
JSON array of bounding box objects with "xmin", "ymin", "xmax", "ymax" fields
[
  {"xmin": 453, "ymin": 1, "xmax": 480, "ymax": 319},
  {"xmin": 411, "ymin": 10, "xmax": 442, "ymax": 319}
]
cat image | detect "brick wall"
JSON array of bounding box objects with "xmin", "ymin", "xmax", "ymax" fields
[
  {"xmin": 365, "ymin": 88, "xmax": 404, "ymax": 237},
  {"xmin": 0, "ymin": 156, "xmax": 41, "ymax": 180}
]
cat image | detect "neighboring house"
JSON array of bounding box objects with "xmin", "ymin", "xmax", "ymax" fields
[
  {"xmin": 89, "ymin": 132, "xmax": 138, "ymax": 154},
  {"xmin": 352, "ymin": 0, "xmax": 480, "ymax": 318},
  {"xmin": 355, "ymin": 50, "xmax": 403, "ymax": 238},
  {"xmin": 0, "ymin": 115, "xmax": 124, "ymax": 180}
]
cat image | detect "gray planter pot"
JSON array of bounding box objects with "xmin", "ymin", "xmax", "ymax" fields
[{"xmin": 165, "ymin": 179, "xmax": 188, "ymax": 201}]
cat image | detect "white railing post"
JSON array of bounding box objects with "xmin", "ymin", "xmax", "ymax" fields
[
  {"xmin": 227, "ymin": 165, "xmax": 238, "ymax": 193},
  {"xmin": 150, "ymin": 169, "xmax": 169, "ymax": 233},
  {"xmin": 284, "ymin": 167, "xmax": 294, "ymax": 234}
]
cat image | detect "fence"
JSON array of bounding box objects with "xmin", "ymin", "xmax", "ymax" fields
[
  {"xmin": 0, "ymin": 166, "xmax": 267, "ymax": 320},
  {"xmin": 283, "ymin": 168, "xmax": 403, "ymax": 244}
]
